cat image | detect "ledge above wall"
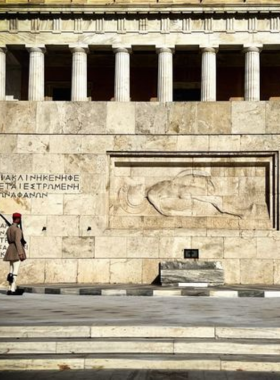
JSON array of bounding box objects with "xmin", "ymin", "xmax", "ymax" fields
[
  {"xmin": 0, "ymin": 1, "xmax": 280, "ymax": 15},
  {"xmin": 0, "ymin": 100, "xmax": 280, "ymax": 135}
]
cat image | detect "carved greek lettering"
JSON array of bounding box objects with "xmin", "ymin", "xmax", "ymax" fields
[{"xmin": 0, "ymin": 173, "xmax": 80, "ymax": 198}]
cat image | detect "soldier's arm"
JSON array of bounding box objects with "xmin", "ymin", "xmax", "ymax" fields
[{"xmin": 15, "ymin": 228, "xmax": 25, "ymax": 258}]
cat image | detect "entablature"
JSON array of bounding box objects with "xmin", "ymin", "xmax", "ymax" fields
[
  {"xmin": 0, "ymin": 1, "xmax": 279, "ymax": 45},
  {"xmin": 0, "ymin": 2, "xmax": 280, "ymax": 17}
]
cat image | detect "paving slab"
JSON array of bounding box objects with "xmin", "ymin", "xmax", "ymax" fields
[
  {"xmin": 2, "ymin": 338, "xmax": 280, "ymax": 356},
  {"xmin": 1, "ymin": 354, "xmax": 280, "ymax": 372}
]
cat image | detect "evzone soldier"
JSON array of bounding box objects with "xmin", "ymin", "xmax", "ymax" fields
[{"xmin": 3, "ymin": 213, "xmax": 26, "ymax": 295}]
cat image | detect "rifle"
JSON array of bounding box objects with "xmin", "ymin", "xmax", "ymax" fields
[{"xmin": 0, "ymin": 214, "xmax": 27, "ymax": 247}]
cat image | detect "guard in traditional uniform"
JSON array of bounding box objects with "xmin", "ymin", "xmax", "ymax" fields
[{"xmin": 3, "ymin": 213, "xmax": 26, "ymax": 295}]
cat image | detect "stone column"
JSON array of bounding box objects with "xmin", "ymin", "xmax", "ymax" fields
[
  {"xmin": 71, "ymin": 46, "xmax": 88, "ymax": 101},
  {"xmin": 114, "ymin": 48, "xmax": 130, "ymax": 102},
  {"xmin": 244, "ymin": 46, "xmax": 261, "ymax": 101},
  {"xmin": 0, "ymin": 47, "xmax": 6, "ymax": 100},
  {"xmin": 28, "ymin": 47, "xmax": 45, "ymax": 101},
  {"xmin": 201, "ymin": 47, "xmax": 217, "ymax": 101},
  {"xmin": 157, "ymin": 47, "xmax": 173, "ymax": 102}
]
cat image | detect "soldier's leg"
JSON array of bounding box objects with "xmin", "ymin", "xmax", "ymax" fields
[
  {"xmin": 7, "ymin": 262, "xmax": 14, "ymax": 290},
  {"xmin": 11, "ymin": 261, "xmax": 20, "ymax": 292}
]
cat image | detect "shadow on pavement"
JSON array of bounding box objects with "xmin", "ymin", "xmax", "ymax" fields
[{"xmin": 0, "ymin": 370, "xmax": 279, "ymax": 380}]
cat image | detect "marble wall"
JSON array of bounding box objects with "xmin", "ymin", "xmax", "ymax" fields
[{"xmin": 0, "ymin": 100, "xmax": 280, "ymax": 286}]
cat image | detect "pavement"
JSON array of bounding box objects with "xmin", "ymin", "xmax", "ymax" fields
[
  {"xmin": 1, "ymin": 292, "xmax": 280, "ymax": 379},
  {"xmin": 0, "ymin": 292, "xmax": 280, "ymax": 327}
]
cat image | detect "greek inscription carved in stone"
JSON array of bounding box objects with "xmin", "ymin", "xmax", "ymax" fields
[
  {"xmin": 0, "ymin": 173, "xmax": 80, "ymax": 199},
  {"xmin": 0, "ymin": 222, "xmax": 8, "ymax": 258}
]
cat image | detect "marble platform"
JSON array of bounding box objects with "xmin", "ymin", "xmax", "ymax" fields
[{"xmin": 160, "ymin": 261, "xmax": 224, "ymax": 287}]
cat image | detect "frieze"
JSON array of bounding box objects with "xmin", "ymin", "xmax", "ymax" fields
[{"xmin": 0, "ymin": 14, "xmax": 279, "ymax": 35}]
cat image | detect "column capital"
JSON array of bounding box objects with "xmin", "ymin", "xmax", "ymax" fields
[
  {"xmin": 69, "ymin": 45, "xmax": 89, "ymax": 54},
  {"xmin": 156, "ymin": 47, "xmax": 174, "ymax": 54},
  {"xmin": 0, "ymin": 47, "xmax": 7, "ymax": 54},
  {"xmin": 26, "ymin": 46, "xmax": 46, "ymax": 54},
  {"xmin": 200, "ymin": 46, "xmax": 218, "ymax": 54},
  {"xmin": 243, "ymin": 45, "xmax": 263, "ymax": 54},
  {"xmin": 113, "ymin": 46, "xmax": 132, "ymax": 54}
]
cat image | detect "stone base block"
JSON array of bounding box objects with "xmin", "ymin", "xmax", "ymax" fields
[{"xmin": 160, "ymin": 261, "xmax": 224, "ymax": 286}]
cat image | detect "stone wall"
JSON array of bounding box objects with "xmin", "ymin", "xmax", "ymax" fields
[{"xmin": 0, "ymin": 100, "xmax": 280, "ymax": 286}]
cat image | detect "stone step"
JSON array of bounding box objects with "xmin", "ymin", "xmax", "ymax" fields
[
  {"xmin": 0, "ymin": 354, "xmax": 280, "ymax": 372},
  {"xmin": 174, "ymin": 338, "xmax": 280, "ymax": 356},
  {"xmin": 1, "ymin": 325, "xmax": 280, "ymax": 340},
  {"xmin": 1, "ymin": 338, "xmax": 280, "ymax": 356}
]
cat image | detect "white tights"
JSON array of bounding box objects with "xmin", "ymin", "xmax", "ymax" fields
[{"xmin": 9, "ymin": 261, "xmax": 21, "ymax": 292}]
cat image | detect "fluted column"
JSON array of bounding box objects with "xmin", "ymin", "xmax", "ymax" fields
[
  {"xmin": 114, "ymin": 48, "xmax": 130, "ymax": 102},
  {"xmin": 157, "ymin": 47, "xmax": 173, "ymax": 102},
  {"xmin": 244, "ymin": 46, "xmax": 261, "ymax": 101},
  {"xmin": 0, "ymin": 47, "xmax": 6, "ymax": 100},
  {"xmin": 28, "ymin": 47, "xmax": 45, "ymax": 101},
  {"xmin": 70, "ymin": 46, "xmax": 88, "ymax": 101},
  {"xmin": 201, "ymin": 47, "xmax": 217, "ymax": 101}
]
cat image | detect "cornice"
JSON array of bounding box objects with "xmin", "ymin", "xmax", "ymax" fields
[{"xmin": 0, "ymin": 3, "xmax": 280, "ymax": 16}]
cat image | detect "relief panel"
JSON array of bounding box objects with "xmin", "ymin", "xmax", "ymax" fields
[{"xmin": 109, "ymin": 153, "xmax": 277, "ymax": 230}]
